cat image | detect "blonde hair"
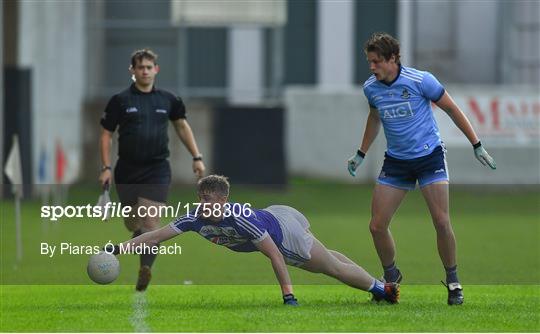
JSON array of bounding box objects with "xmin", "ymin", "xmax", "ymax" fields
[{"xmin": 197, "ymin": 175, "xmax": 230, "ymax": 197}]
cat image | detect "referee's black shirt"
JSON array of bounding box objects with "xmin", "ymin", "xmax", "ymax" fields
[{"xmin": 101, "ymin": 84, "xmax": 186, "ymax": 164}]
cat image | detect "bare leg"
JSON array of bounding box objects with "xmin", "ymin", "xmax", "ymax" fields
[
  {"xmin": 329, "ymin": 250, "xmax": 357, "ymax": 265},
  {"xmin": 305, "ymin": 229, "xmax": 356, "ymax": 265},
  {"xmin": 370, "ymin": 184, "xmax": 408, "ymax": 267},
  {"xmin": 420, "ymin": 182, "xmax": 456, "ymax": 268},
  {"xmin": 138, "ymin": 197, "xmax": 163, "ymax": 233},
  {"xmin": 301, "ymin": 239, "xmax": 375, "ymax": 291},
  {"xmin": 123, "ymin": 205, "xmax": 141, "ymax": 233}
]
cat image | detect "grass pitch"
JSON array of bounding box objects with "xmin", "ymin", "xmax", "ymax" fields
[
  {"xmin": 1, "ymin": 181, "xmax": 539, "ymax": 331},
  {"xmin": 1, "ymin": 285, "xmax": 538, "ymax": 332}
]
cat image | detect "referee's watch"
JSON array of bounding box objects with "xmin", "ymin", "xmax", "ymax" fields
[
  {"xmin": 193, "ymin": 155, "xmax": 203, "ymax": 161},
  {"xmin": 100, "ymin": 165, "xmax": 111, "ymax": 172}
]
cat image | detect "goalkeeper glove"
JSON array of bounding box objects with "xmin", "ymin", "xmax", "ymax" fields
[
  {"xmin": 473, "ymin": 141, "xmax": 496, "ymax": 170},
  {"xmin": 347, "ymin": 150, "xmax": 365, "ymax": 177},
  {"xmin": 283, "ymin": 293, "xmax": 299, "ymax": 306}
]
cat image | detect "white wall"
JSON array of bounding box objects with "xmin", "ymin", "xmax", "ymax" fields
[
  {"xmin": 455, "ymin": 2, "xmax": 498, "ymax": 83},
  {"xmin": 317, "ymin": 0, "xmax": 354, "ymax": 89},
  {"xmin": 18, "ymin": 1, "xmax": 85, "ymax": 184},
  {"xmin": 414, "ymin": 1, "xmax": 496, "ymax": 84},
  {"xmin": 228, "ymin": 27, "xmax": 263, "ymax": 104},
  {"xmin": 414, "ymin": 0, "xmax": 539, "ymax": 86},
  {"xmin": 285, "ymin": 87, "xmax": 386, "ymax": 182},
  {"xmin": 502, "ymin": 0, "xmax": 540, "ymax": 85}
]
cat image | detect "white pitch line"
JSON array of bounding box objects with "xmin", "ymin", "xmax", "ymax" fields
[{"xmin": 130, "ymin": 292, "xmax": 151, "ymax": 333}]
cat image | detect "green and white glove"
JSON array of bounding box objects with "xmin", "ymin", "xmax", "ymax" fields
[
  {"xmin": 473, "ymin": 141, "xmax": 496, "ymax": 170},
  {"xmin": 347, "ymin": 150, "xmax": 366, "ymax": 177}
]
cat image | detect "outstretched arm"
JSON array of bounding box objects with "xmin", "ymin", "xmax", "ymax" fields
[
  {"xmin": 115, "ymin": 225, "xmax": 179, "ymax": 254},
  {"xmin": 254, "ymin": 236, "xmax": 293, "ymax": 297}
]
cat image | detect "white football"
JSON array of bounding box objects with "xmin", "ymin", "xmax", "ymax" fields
[{"xmin": 87, "ymin": 251, "xmax": 120, "ymax": 284}]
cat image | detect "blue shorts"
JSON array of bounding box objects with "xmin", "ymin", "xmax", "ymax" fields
[{"xmin": 377, "ymin": 145, "xmax": 449, "ymax": 191}]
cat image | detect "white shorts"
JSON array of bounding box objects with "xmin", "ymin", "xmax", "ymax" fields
[{"xmin": 264, "ymin": 205, "xmax": 314, "ymax": 267}]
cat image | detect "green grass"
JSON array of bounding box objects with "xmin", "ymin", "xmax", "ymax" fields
[
  {"xmin": 1, "ymin": 182, "xmax": 539, "ymax": 331},
  {"xmin": 1, "ymin": 285, "xmax": 538, "ymax": 332}
]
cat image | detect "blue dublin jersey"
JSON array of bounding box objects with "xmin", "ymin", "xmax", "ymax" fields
[
  {"xmin": 363, "ymin": 66, "xmax": 445, "ymax": 159},
  {"xmin": 169, "ymin": 204, "xmax": 283, "ymax": 252}
]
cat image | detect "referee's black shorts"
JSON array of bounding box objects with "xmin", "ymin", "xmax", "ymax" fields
[{"xmin": 114, "ymin": 159, "xmax": 171, "ymax": 206}]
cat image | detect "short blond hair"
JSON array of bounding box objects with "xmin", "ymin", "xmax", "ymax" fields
[{"xmin": 197, "ymin": 175, "xmax": 230, "ymax": 197}]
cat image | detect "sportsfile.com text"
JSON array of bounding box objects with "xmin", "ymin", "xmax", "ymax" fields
[{"xmin": 40, "ymin": 202, "xmax": 253, "ymax": 221}]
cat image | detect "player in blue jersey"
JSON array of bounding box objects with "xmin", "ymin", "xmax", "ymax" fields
[
  {"xmin": 347, "ymin": 32, "xmax": 496, "ymax": 305},
  {"xmin": 106, "ymin": 175, "xmax": 400, "ymax": 305}
]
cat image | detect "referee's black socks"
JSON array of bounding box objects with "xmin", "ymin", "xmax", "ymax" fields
[{"xmin": 141, "ymin": 246, "xmax": 159, "ymax": 268}]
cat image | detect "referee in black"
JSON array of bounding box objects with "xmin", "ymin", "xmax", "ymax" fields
[{"xmin": 99, "ymin": 49, "xmax": 205, "ymax": 291}]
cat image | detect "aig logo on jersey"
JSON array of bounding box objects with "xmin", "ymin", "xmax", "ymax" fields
[{"xmin": 380, "ymin": 102, "xmax": 414, "ymax": 120}]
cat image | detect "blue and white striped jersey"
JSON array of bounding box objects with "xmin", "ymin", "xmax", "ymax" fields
[
  {"xmin": 363, "ymin": 66, "xmax": 445, "ymax": 159},
  {"xmin": 169, "ymin": 204, "xmax": 283, "ymax": 252}
]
